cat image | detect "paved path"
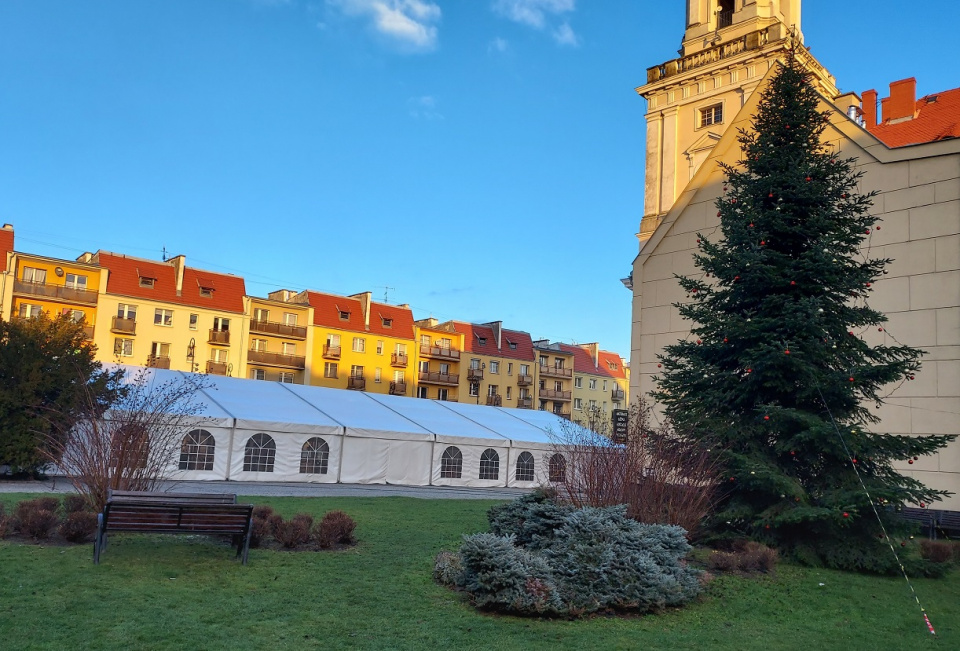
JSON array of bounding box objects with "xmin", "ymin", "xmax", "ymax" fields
[{"xmin": 0, "ymin": 477, "xmax": 531, "ymax": 500}]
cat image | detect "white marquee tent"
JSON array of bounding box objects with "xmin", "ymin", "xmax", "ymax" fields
[{"xmin": 110, "ymin": 366, "xmax": 572, "ymax": 489}]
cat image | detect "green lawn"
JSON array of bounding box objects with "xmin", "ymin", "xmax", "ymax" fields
[{"xmin": 1, "ymin": 493, "xmax": 957, "ymax": 650}]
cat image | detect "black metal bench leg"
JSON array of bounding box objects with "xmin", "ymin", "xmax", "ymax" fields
[{"xmin": 94, "ymin": 513, "xmax": 104, "ymax": 564}]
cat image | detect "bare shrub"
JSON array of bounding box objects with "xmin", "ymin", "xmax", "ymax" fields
[
  {"xmin": 919, "ymin": 540, "xmax": 954, "ymax": 564},
  {"xmin": 59, "ymin": 511, "xmax": 98, "ymax": 543},
  {"xmin": 273, "ymin": 515, "xmax": 312, "ymax": 549},
  {"xmin": 314, "ymin": 510, "xmax": 357, "ymax": 549},
  {"xmin": 0, "ymin": 504, "xmax": 11, "ymax": 539},
  {"xmin": 252, "ymin": 505, "xmax": 275, "ymax": 520},
  {"xmin": 551, "ymin": 399, "xmax": 724, "ymax": 540},
  {"xmin": 13, "ymin": 499, "xmax": 60, "ymax": 540},
  {"xmin": 292, "ymin": 513, "xmax": 314, "ymax": 531},
  {"xmin": 45, "ymin": 368, "xmax": 210, "ymax": 512},
  {"xmin": 707, "ymin": 542, "xmax": 778, "ymax": 574},
  {"xmin": 249, "ymin": 514, "xmax": 274, "ymax": 549},
  {"xmin": 62, "ymin": 494, "xmax": 90, "ymax": 514}
]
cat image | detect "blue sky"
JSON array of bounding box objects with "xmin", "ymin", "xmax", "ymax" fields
[{"xmin": 0, "ymin": 1, "xmax": 956, "ymax": 357}]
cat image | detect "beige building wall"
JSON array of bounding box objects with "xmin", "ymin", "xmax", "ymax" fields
[{"xmin": 629, "ymin": 67, "xmax": 960, "ymax": 506}]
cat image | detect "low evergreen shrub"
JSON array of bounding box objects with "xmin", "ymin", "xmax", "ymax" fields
[
  {"xmin": 314, "ymin": 510, "xmax": 357, "ymax": 549},
  {"xmin": 59, "ymin": 512, "xmax": 98, "ymax": 543},
  {"xmin": 487, "ymin": 489, "xmax": 572, "ymax": 550},
  {"xmin": 433, "ymin": 551, "xmax": 463, "ymax": 587}
]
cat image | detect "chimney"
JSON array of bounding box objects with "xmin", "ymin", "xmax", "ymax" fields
[
  {"xmin": 485, "ymin": 321, "xmax": 503, "ymax": 350},
  {"xmin": 880, "ymin": 96, "xmax": 891, "ymax": 123},
  {"xmin": 351, "ymin": 291, "xmax": 372, "ymax": 330},
  {"xmin": 167, "ymin": 255, "xmax": 186, "ymax": 296},
  {"xmin": 584, "ymin": 343, "xmax": 600, "ymax": 369},
  {"xmin": 887, "ymin": 78, "xmax": 917, "ymax": 122},
  {"xmin": 862, "ymin": 89, "xmax": 877, "ymax": 127}
]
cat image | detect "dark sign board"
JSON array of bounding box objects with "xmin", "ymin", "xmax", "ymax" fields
[{"xmin": 611, "ymin": 409, "xmax": 629, "ymax": 443}]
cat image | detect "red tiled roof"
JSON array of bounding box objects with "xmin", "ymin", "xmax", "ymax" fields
[
  {"xmin": 95, "ymin": 252, "xmax": 246, "ymax": 313},
  {"xmin": 450, "ymin": 321, "xmax": 535, "ymax": 361},
  {"xmin": 597, "ymin": 350, "xmax": 627, "ymax": 380},
  {"xmin": 557, "ymin": 344, "xmax": 627, "ymax": 380},
  {"xmin": 866, "ymin": 86, "xmax": 960, "ymax": 148},
  {"xmin": 0, "ymin": 227, "xmax": 12, "ymax": 272},
  {"xmin": 304, "ymin": 291, "xmax": 415, "ymax": 339}
]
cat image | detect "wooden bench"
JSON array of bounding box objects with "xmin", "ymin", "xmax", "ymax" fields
[{"xmin": 95, "ymin": 492, "xmax": 254, "ymax": 565}]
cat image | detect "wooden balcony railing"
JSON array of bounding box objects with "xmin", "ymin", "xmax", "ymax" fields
[
  {"xmin": 147, "ymin": 355, "xmax": 171, "ymax": 370},
  {"xmin": 517, "ymin": 397, "xmax": 533, "ymax": 409},
  {"xmin": 389, "ymin": 381, "xmax": 406, "ymax": 396},
  {"xmin": 111, "ymin": 316, "xmax": 136, "ymax": 335},
  {"xmin": 13, "ymin": 279, "xmax": 98, "ymax": 305},
  {"xmin": 249, "ymin": 320, "xmax": 307, "ymax": 339},
  {"xmin": 611, "ymin": 388, "xmax": 626, "ymax": 402},
  {"xmin": 247, "ymin": 349, "xmax": 305, "ymax": 369},
  {"xmin": 391, "ymin": 353, "xmax": 408, "ymax": 368},
  {"xmin": 206, "ymin": 361, "xmax": 228, "ymax": 376},
  {"xmin": 516, "ymin": 374, "xmax": 533, "ymax": 386},
  {"xmin": 539, "ymin": 365, "xmax": 572, "ymax": 379},
  {"xmin": 539, "ymin": 388, "xmax": 572, "ymax": 401},
  {"xmin": 485, "ymin": 394, "xmax": 502, "ymax": 407},
  {"xmin": 347, "ymin": 376, "xmax": 366, "ymax": 391},
  {"xmin": 322, "ymin": 344, "xmax": 341, "ymax": 360},
  {"xmin": 420, "ymin": 345, "xmax": 460, "ymax": 361},
  {"xmin": 467, "ymin": 368, "xmax": 484, "ymax": 381},
  {"xmin": 209, "ymin": 329, "xmax": 230, "ymax": 345},
  {"xmin": 418, "ymin": 371, "xmax": 459, "ymax": 386}
]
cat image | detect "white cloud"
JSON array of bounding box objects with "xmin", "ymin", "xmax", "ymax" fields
[
  {"xmin": 488, "ymin": 37, "xmax": 509, "ymax": 54},
  {"xmin": 492, "ymin": 0, "xmax": 574, "ymax": 29},
  {"xmin": 407, "ymin": 95, "xmax": 444, "ymax": 120},
  {"xmin": 328, "ymin": 0, "xmax": 441, "ymax": 51},
  {"xmin": 552, "ymin": 22, "xmax": 579, "ymax": 47}
]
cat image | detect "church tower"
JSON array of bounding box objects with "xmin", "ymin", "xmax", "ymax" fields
[{"xmin": 636, "ymin": 1, "xmax": 838, "ymax": 244}]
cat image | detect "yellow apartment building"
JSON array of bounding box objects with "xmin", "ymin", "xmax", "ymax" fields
[
  {"xmin": 413, "ymin": 319, "xmax": 464, "ymax": 402},
  {"xmin": 445, "ymin": 321, "xmax": 537, "ymax": 409},
  {"xmin": 87, "ymin": 251, "xmax": 247, "ymax": 375},
  {"xmin": 561, "ymin": 343, "xmax": 630, "ymax": 429},
  {"xmin": 242, "ymin": 291, "xmax": 314, "ymax": 384},
  {"xmin": 532, "ymin": 340, "xmax": 575, "ymax": 419},
  {"xmin": 290, "ymin": 290, "xmax": 417, "ymax": 395}
]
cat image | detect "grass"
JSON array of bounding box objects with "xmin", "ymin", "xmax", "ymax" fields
[{"xmin": 1, "ymin": 492, "xmax": 958, "ymax": 650}]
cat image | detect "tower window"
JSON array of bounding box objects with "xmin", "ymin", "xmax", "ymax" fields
[{"xmin": 699, "ymin": 103, "xmax": 723, "ymax": 127}]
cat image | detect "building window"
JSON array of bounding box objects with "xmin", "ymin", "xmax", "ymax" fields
[
  {"xmin": 300, "ymin": 437, "xmax": 329, "ymax": 474},
  {"xmin": 352, "ymin": 337, "xmax": 365, "ymax": 353},
  {"xmin": 438, "ymin": 337, "xmax": 451, "ymax": 350},
  {"xmin": 254, "ymin": 308, "xmax": 269, "ymax": 322},
  {"xmin": 393, "ymin": 370, "xmax": 405, "ymax": 383},
  {"xmin": 110, "ymin": 425, "xmax": 149, "ymax": 469},
  {"xmin": 420, "ymin": 334, "xmax": 430, "ymax": 347},
  {"xmin": 114, "ymin": 338, "xmax": 134, "ymax": 357},
  {"xmin": 589, "ymin": 378, "xmax": 597, "ymax": 390},
  {"xmin": 515, "ymin": 451, "xmax": 535, "ymax": 482},
  {"xmin": 507, "ymin": 363, "xmax": 513, "ymax": 375},
  {"xmin": 65, "ymin": 273, "xmax": 87, "ymax": 290},
  {"xmin": 589, "ymin": 399, "xmax": 597, "ymax": 410},
  {"xmin": 117, "ymin": 303, "xmax": 137, "ymax": 320},
  {"xmin": 139, "ymin": 276, "xmax": 155, "ymax": 288},
  {"xmin": 574, "ymin": 398, "xmax": 583, "ymax": 410},
  {"xmin": 339, "ymin": 310, "xmax": 350, "ymax": 321},
  {"xmin": 506, "ymin": 386, "xmax": 512, "ymax": 399},
  {"xmin": 520, "ymin": 364, "xmax": 529, "ymax": 376},
  {"xmin": 440, "ymin": 446, "xmax": 462, "ymax": 479},
  {"xmin": 554, "ymin": 381, "xmax": 563, "ymax": 392},
  {"xmin": 67, "ymin": 309, "xmax": 85, "ymax": 323},
  {"xmin": 508, "ymin": 341, "xmax": 517, "ymax": 350},
  {"xmin": 470, "ymin": 358, "xmax": 481, "ymax": 370},
  {"xmin": 199, "ymin": 287, "xmax": 213, "ymax": 298},
  {"xmin": 603, "ymin": 380, "xmax": 608, "ymax": 391},
  {"xmin": 243, "ymin": 433, "xmax": 276, "ymax": 472},
  {"xmin": 279, "ymin": 372, "xmax": 294, "ymax": 384},
  {"xmin": 437, "ymin": 388, "xmax": 448, "ymax": 401},
  {"xmin": 376, "ymin": 340, "xmax": 384, "ymax": 355},
  {"xmin": 179, "ymin": 429, "xmax": 215, "ymax": 471},
  {"xmin": 469, "ymin": 382, "xmax": 480, "ymax": 397},
  {"xmin": 439, "ymin": 362, "xmax": 450, "ymax": 374},
  {"xmin": 477, "ymin": 337, "xmax": 487, "ymax": 346},
  {"xmin": 574, "ymin": 377, "xmax": 582, "ymax": 388},
  {"xmin": 374, "ymin": 367, "xmax": 382, "ymax": 383},
  {"xmin": 211, "ymin": 348, "xmax": 229, "ymax": 364},
  {"xmin": 549, "ymin": 454, "xmax": 567, "ymax": 483},
  {"xmin": 350, "ymin": 365, "xmax": 364, "ymax": 378},
  {"xmin": 252, "ymin": 338, "xmax": 268, "ymax": 352},
  {"xmin": 22, "ymin": 267, "xmax": 46, "ymax": 284},
  {"xmin": 189, "ymin": 313, "xmax": 198, "ymax": 330},
  {"xmin": 18, "ymin": 303, "xmax": 43, "ymax": 318},
  {"xmin": 395, "ymin": 343, "xmax": 407, "ymax": 355},
  {"xmin": 490, "ymin": 361, "xmax": 500, "ymax": 374},
  {"xmin": 488, "ymin": 385, "xmax": 498, "ymax": 398},
  {"xmin": 283, "ymin": 312, "xmax": 298, "ymax": 326},
  {"xmin": 699, "ymin": 103, "xmax": 723, "ymax": 127},
  {"xmin": 324, "ymin": 362, "xmax": 338, "ymax": 378},
  {"xmin": 327, "ymin": 334, "xmax": 340, "ymax": 348},
  {"xmin": 417, "ymin": 386, "xmax": 428, "ymax": 399},
  {"xmin": 250, "ymin": 369, "xmax": 266, "ymax": 380},
  {"xmin": 479, "ymin": 449, "xmax": 500, "ymax": 480},
  {"xmin": 150, "ymin": 342, "xmax": 170, "ymax": 358},
  {"xmin": 213, "ymin": 317, "xmax": 229, "ymax": 332},
  {"xmin": 154, "ymin": 309, "xmax": 173, "ymax": 327},
  {"xmin": 281, "ymin": 342, "xmax": 296, "ymax": 356},
  {"xmin": 419, "ymin": 360, "xmax": 429, "ymax": 373},
  {"xmin": 381, "ymin": 317, "xmax": 392, "ymax": 328}
]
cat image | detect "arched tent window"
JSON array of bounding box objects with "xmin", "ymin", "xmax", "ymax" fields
[
  {"xmin": 179, "ymin": 429, "xmax": 215, "ymax": 471},
  {"xmin": 479, "ymin": 448, "xmax": 500, "ymax": 480},
  {"xmin": 110, "ymin": 424, "xmax": 149, "ymax": 469},
  {"xmin": 440, "ymin": 446, "xmax": 462, "ymax": 479},
  {"xmin": 549, "ymin": 453, "xmax": 566, "ymax": 483},
  {"xmin": 515, "ymin": 451, "xmax": 535, "ymax": 482},
  {"xmin": 243, "ymin": 433, "xmax": 276, "ymax": 472},
  {"xmin": 300, "ymin": 437, "xmax": 329, "ymax": 474}
]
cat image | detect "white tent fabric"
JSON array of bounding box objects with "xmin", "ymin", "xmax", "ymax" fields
[{"xmin": 108, "ymin": 365, "xmax": 573, "ymax": 489}]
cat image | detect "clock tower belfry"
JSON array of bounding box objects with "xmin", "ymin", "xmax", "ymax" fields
[{"xmin": 636, "ymin": 1, "xmax": 837, "ymax": 244}]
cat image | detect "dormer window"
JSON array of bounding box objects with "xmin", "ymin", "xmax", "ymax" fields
[
  {"xmin": 508, "ymin": 341, "xmax": 517, "ymax": 350},
  {"xmin": 477, "ymin": 336, "xmax": 487, "ymax": 346},
  {"xmin": 381, "ymin": 317, "xmax": 393, "ymax": 328},
  {"xmin": 339, "ymin": 310, "xmax": 350, "ymax": 321},
  {"xmin": 199, "ymin": 286, "xmax": 214, "ymax": 298},
  {"xmin": 139, "ymin": 276, "xmax": 155, "ymax": 288}
]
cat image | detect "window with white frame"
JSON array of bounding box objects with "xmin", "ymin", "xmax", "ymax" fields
[
  {"xmin": 350, "ymin": 365, "xmax": 364, "ymax": 378},
  {"xmin": 213, "ymin": 317, "xmax": 229, "ymax": 332},
  {"xmin": 515, "ymin": 451, "xmax": 534, "ymax": 482},
  {"xmin": 279, "ymin": 372, "xmax": 294, "ymax": 384},
  {"xmin": 699, "ymin": 103, "xmax": 723, "ymax": 127},
  {"xmin": 114, "ymin": 338, "xmax": 134, "ymax": 357},
  {"xmin": 117, "ymin": 303, "xmax": 137, "ymax": 320},
  {"xmin": 437, "ymin": 388, "xmax": 448, "ymax": 401},
  {"xmin": 65, "ymin": 273, "xmax": 87, "ymax": 290},
  {"xmin": 199, "ymin": 286, "xmax": 214, "ymax": 298},
  {"xmin": 469, "ymin": 382, "xmax": 480, "ymax": 397},
  {"xmin": 283, "ymin": 312, "xmax": 297, "ymax": 326},
  {"xmin": 376, "ymin": 340, "xmax": 383, "ymax": 355},
  {"xmin": 281, "ymin": 342, "xmax": 296, "ymax": 356},
  {"xmin": 603, "ymin": 380, "xmax": 608, "ymax": 391},
  {"xmin": 243, "ymin": 433, "xmax": 276, "ymax": 472},
  {"xmin": 520, "ymin": 364, "xmax": 529, "ymax": 376},
  {"xmin": 574, "ymin": 376, "xmax": 582, "ymax": 388},
  {"xmin": 254, "ymin": 308, "xmax": 269, "ymax": 322},
  {"xmin": 488, "ymin": 385, "xmax": 498, "ymax": 398},
  {"xmin": 150, "ymin": 342, "xmax": 170, "ymax": 358},
  {"xmin": 507, "ymin": 362, "xmax": 513, "ymax": 375},
  {"xmin": 419, "ymin": 360, "xmax": 429, "ymax": 373},
  {"xmin": 554, "ymin": 380, "xmax": 563, "ymax": 392},
  {"xmin": 67, "ymin": 309, "xmax": 85, "ymax": 323},
  {"xmin": 252, "ymin": 338, "xmax": 268, "ymax": 352},
  {"xmin": 327, "ymin": 334, "xmax": 340, "ymax": 347},
  {"xmin": 299, "ymin": 437, "xmax": 329, "ymax": 474},
  {"xmin": 490, "ymin": 361, "xmax": 500, "ymax": 374},
  {"xmin": 438, "ymin": 337, "xmax": 451, "ymax": 350},
  {"xmin": 352, "ymin": 337, "xmax": 365, "ymax": 353},
  {"xmin": 154, "ymin": 308, "xmax": 173, "ymax": 327},
  {"xmin": 440, "ymin": 446, "xmax": 462, "ymax": 478},
  {"xmin": 506, "ymin": 386, "xmax": 512, "ymax": 399},
  {"xmin": 470, "ymin": 358, "xmax": 481, "ymax": 370},
  {"xmin": 212, "ymin": 348, "xmax": 229, "ymax": 363},
  {"xmin": 324, "ymin": 362, "xmax": 338, "ymax": 378},
  {"xmin": 549, "ymin": 454, "xmax": 566, "ymax": 483},
  {"xmin": 417, "ymin": 386, "xmax": 428, "ymax": 399},
  {"xmin": 18, "ymin": 303, "xmax": 43, "ymax": 318},
  {"xmin": 588, "ymin": 378, "xmax": 597, "ymax": 390},
  {"xmin": 589, "ymin": 399, "xmax": 597, "ymax": 410},
  {"xmin": 393, "ymin": 370, "xmax": 405, "ymax": 383},
  {"xmin": 139, "ymin": 276, "xmax": 155, "ymax": 288},
  {"xmin": 439, "ymin": 362, "xmax": 450, "ymax": 375},
  {"xmin": 189, "ymin": 313, "xmax": 198, "ymax": 330},
  {"xmin": 250, "ymin": 369, "xmax": 266, "ymax": 380},
  {"xmin": 395, "ymin": 343, "xmax": 407, "ymax": 355},
  {"xmin": 420, "ymin": 334, "xmax": 430, "ymax": 347},
  {"xmin": 374, "ymin": 367, "xmax": 382, "ymax": 383},
  {"xmin": 574, "ymin": 398, "xmax": 583, "ymax": 410},
  {"xmin": 22, "ymin": 267, "xmax": 46, "ymax": 284},
  {"xmin": 179, "ymin": 429, "xmax": 215, "ymax": 471}
]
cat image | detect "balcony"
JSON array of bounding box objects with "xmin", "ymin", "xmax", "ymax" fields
[
  {"xmin": 82, "ymin": 325, "xmax": 95, "ymax": 340},
  {"xmin": 347, "ymin": 376, "xmax": 366, "ymax": 391},
  {"xmin": 13, "ymin": 279, "xmax": 98, "ymax": 305},
  {"xmin": 247, "ymin": 349, "xmax": 305, "ymax": 369},
  {"xmin": 322, "ymin": 344, "xmax": 341, "ymax": 360},
  {"xmin": 485, "ymin": 394, "xmax": 502, "ymax": 407},
  {"xmin": 517, "ymin": 397, "xmax": 533, "ymax": 409},
  {"xmin": 111, "ymin": 316, "xmax": 137, "ymax": 335},
  {"xmin": 539, "ymin": 365, "xmax": 572, "ymax": 379},
  {"xmin": 517, "ymin": 374, "xmax": 533, "ymax": 387},
  {"xmin": 209, "ymin": 329, "xmax": 230, "ymax": 345},
  {"xmin": 391, "ymin": 352, "xmax": 408, "ymax": 368},
  {"xmin": 418, "ymin": 371, "xmax": 459, "ymax": 387},
  {"xmin": 420, "ymin": 345, "xmax": 460, "ymax": 361},
  {"xmin": 206, "ymin": 361, "xmax": 228, "ymax": 376},
  {"xmin": 717, "ymin": 9, "xmax": 733, "ymax": 29},
  {"xmin": 611, "ymin": 387, "xmax": 625, "ymax": 402},
  {"xmin": 539, "ymin": 388, "xmax": 572, "ymax": 401},
  {"xmin": 249, "ymin": 320, "xmax": 307, "ymax": 339},
  {"xmin": 467, "ymin": 368, "xmax": 484, "ymax": 382},
  {"xmin": 389, "ymin": 381, "xmax": 406, "ymax": 396},
  {"xmin": 147, "ymin": 355, "xmax": 171, "ymax": 370}
]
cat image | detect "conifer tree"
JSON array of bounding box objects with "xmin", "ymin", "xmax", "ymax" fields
[{"xmin": 652, "ymin": 55, "xmax": 956, "ymax": 572}]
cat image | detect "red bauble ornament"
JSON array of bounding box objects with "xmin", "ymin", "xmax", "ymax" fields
[
  {"xmin": 763, "ymin": 415, "xmax": 770, "ymax": 421},
  {"xmin": 876, "ymin": 226, "xmax": 881, "ymax": 230},
  {"xmin": 865, "ymin": 282, "xmax": 871, "ymax": 287},
  {"xmin": 790, "ymin": 280, "xmax": 796, "ymax": 286},
  {"xmin": 790, "ymin": 451, "xmax": 795, "ymax": 455},
  {"xmin": 842, "ymin": 512, "xmax": 849, "ymax": 518},
  {"xmin": 749, "ymin": 222, "xmax": 754, "ymax": 228},
  {"xmin": 760, "ymin": 240, "xmax": 766, "ymax": 246},
  {"xmin": 805, "ymin": 176, "xmax": 811, "ymax": 181},
  {"xmin": 920, "ymin": 502, "xmax": 926, "ymax": 508},
  {"xmin": 852, "ymin": 458, "xmax": 858, "ymax": 464},
  {"xmin": 878, "ymin": 327, "xmax": 883, "ymax": 332},
  {"xmin": 730, "ymin": 477, "xmax": 736, "ymax": 482},
  {"xmin": 908, "ymin": 459, "xmax": 914, "ymax": 464},
  {"xmin": 849, "ymin": 331, "xmax": 855, "ymax": 336},
  {"xmin": 657, "ymin": 363, "xmax": 662, "ymax": 368},
  {"xmin": 723, "ymin": 338, "xmax": 728, "ymax": 343},
  {"xmin": 746, "ymin": 368, "xmax": 752, "ymax": 373},
  {"xmin": 717, "ymin": 211, "xmax": 721, "ymax": 217},
  {"xmin": 697, "ymin": 239, "xmax": 701, "ymax": 243},
  {"xmin": 768, "ymin": 192, "xmax": 773, "ymax": 198},
  {"xmin": 696, "ymin": 339, "xmax": 702, "ymax": 345},
  {"xmin": 901, "ymin": 542, "xmax": 907, "ymax": 547},
  {"xmin": 784, "ymin": 349, "xmax": 790, "ymax": 355},
  {"xmin": 849, "ymin": 377, "xmax": 854, "ymax": 382},
  {"xmin": 913, "ymin": 456, "xmax": 919, "ymax": 461},
  {"xmin": 731, "ymin": 198, "xmax": 737, "ymax": 203},
  {"xmin": 734, "ymin": 275, "xmax": 740, "ymax": 280},
  {"xmin": 865, "ymin": 229, "xmax": 871, "ymax": 234}
]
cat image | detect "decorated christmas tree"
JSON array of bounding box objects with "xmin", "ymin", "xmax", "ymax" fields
[{"xmin": 652, "ymin": 54, "xmax": 956, "ymax": 572}]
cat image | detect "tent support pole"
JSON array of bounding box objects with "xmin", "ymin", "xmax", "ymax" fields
[
  {"xmin": 224, "ymin": 418, "xmax": 237, "ymax": 481},
  {"xmin": 429, "ymin": 438, "xmax": 437, "ymax": 486},
  {"xmin": 504, "ymin": 442, "xmax": 512, "ymax": 488},
  {"xmin": 335, "ymin": 427, "xmax": 345, "ymax": 483}
]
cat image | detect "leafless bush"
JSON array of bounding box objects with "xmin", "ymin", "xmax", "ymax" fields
[
  {"xmin": 13, "ymin": 499, "xmax": 60, "ymax": 540},
  {"xmin": 550, "ymin": 399, "xmax": 724, "ymax": 540},
  {"xmin": 919, "ymin": 540, "xmax": 955, "ymax": 564},
  {"xmin": 62, "ymin": 494, "xmax": 91, "ymax": 514},
  {"xmin": 44, "ymin": 368, "xmax": 210, "ymax": 512},
  {"xmin": 59, "ymin": 512, "xmax": 98, "ymax": 543},
  {"xmin": 708, "ymin": 541, "xmax": 778, "ymax": 574},
  {"xmin": 274, "ymin": 516, "xmax": 312, "ymax": 549},
  {"xmin": 0, "ymin": 504, "xmax": 11, "ymax": 539},
  {"xmin": 314, "ymin": 510, "xmax": 357, "ymax": 548}
]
